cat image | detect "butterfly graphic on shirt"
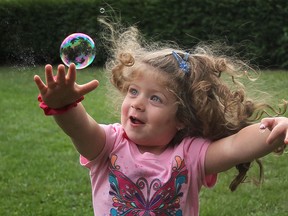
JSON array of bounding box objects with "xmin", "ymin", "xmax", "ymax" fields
[{"xmin": 109, "ymin": 155, "xmax": 188, "ymax": 216}]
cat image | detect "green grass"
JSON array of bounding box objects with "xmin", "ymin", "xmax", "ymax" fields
[
  {"xmin": 0, "ymin": 66, "xmax": 287, "ymax": 215},
  {"xmin": 0, "ymin": 66, "xmax": 114, "ymax": 216}
]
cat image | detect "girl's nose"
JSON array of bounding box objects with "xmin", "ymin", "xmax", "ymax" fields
[{"xmin": 131, "ymin": 98, "xmax": 145, "ymax": 111}]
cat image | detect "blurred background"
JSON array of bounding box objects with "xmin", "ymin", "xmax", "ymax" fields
[{"xmin": 1, "ymin": 0, "xmax": 288, "ymax": 69}]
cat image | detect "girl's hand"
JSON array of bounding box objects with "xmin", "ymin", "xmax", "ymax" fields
[
  {"xmin": 34, "ymin": 63, "xmax": 99, "ymax": 109},
  {"xmin": 260, "ymin": 117, "xmax": 288, "ymax": 145}
]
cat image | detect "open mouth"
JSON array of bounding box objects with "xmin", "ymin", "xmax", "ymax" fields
[{"xmin": 130, "ymin": 116, "xmax": 144, "ymax": 124}]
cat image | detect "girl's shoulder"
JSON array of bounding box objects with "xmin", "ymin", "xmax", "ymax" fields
[
  {"xmin": 181, "ymin": 136, "xmax": 211, "ymax": 151},
  {"xmin": 177, "ymin": 136, "xmax": 211, "ymax": 162}
]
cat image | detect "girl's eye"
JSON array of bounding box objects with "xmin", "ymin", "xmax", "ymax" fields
[
  {"xmin": 150, "ymin": 95, "xmax": 162, "ymax": 103},
  {"xmin": 129, "ymin": 88, "xmax": 138, "ymax": 96}
]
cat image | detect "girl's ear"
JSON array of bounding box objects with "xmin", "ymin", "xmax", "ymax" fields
[{"xmin": 176, "ymin": 122, "xmax": 185, "ymax": 131}]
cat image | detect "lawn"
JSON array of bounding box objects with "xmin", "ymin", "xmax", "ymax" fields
[{"xmin": 0, "ymin": 66, "xmax": 287, "ymax": 215}]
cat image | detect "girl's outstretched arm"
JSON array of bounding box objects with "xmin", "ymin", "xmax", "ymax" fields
[
  {"xmin": 34, "ymin": 63, "xmax": 105, "ymax": 160},
  {"xmin": 205, "ymin": 117, "xmax": 288, "ymax": 175}
]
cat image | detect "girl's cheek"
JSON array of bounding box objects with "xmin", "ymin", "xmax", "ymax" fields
[
  {"xmin": 120, "ymin": 103, "xmax": 128, "ymax": 125},
  {"xmin": 121, "ymin": 100, "xmax": 130, "ymax": 116}
]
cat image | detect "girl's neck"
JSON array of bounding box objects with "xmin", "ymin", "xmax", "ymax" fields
[{"xmin": 136, "ymin": 144, "xmax": 168, "ymax": 155}]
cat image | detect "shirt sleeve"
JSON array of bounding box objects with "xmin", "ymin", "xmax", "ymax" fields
[
  {"xmin": 79, "ymin": 123, "xmax": 122, "ymax": 173},
  {"xmin": 185, "ymin": 137, "xmax": 217, "ymax": 188},
  {"xmin": 199, "ymin": 140, "xmax": 217, "ymax": 188}
]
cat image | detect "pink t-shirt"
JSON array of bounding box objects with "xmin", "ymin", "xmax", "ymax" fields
[{"xmin": 80, "ymin": 123, "xmax": 217, "ymax": 216}]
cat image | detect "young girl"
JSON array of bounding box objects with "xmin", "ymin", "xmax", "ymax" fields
[{"xmin": 34, "ymin": 22, "xmax": 288, "ymax": 215}]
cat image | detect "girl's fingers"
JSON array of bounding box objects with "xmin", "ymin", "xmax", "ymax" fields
[
  {"xmin": 260, "ymin": 117, "xmax": 276, "ymax": 131},
  {"xmin": 36, "ymin": 63, "xmax": 98, "ymax": 101},
  {"xmin": 261, "ymin": 117, "xmax": 288, "ymax": 145},
  {"xmin": 266, "ymin": 125, "xmax": 282, "ymax": 144},
  {"xmin": 284, "ymin": 131, "xmax": 288, "ymax": 144},
  {"xmin": 66, "ymin": 63, "xmax": 76, "ymax": 85},
  {"xmin": 33, "ymin": 75, "xmax": 47, "ymax": 94},
  {"xmin": 56, "ymin": 64, "xmax": 67, "ymax": 85},
  {"xmin": 79, "ymin": 80, "xmax": 99, "ymax": 95},
  {"xmin": 267, "ymin": 126, "xmax": 288, "ymax": 145},
  {"xmin": 45, "ymin": 64, "xmax": 56, "ymax": 87}
]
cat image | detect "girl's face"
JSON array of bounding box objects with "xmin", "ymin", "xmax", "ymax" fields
[{"xmin": 121, "ymin": 68, "xmax": 183, "ymax": 154}]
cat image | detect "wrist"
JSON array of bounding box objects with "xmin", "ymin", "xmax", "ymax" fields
[{"xmin": 37, "ymin": 94, "xmax": 84, "ymax": 116}]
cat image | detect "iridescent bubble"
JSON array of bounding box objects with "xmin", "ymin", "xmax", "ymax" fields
[{"xmin": 60, "ymin": 33, "xmax": 96, "ymax": 69}]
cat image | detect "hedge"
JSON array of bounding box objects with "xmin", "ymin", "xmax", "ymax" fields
[{"xmin": 1, "ymin": 0, "xmax": 288, "ymax": 69}]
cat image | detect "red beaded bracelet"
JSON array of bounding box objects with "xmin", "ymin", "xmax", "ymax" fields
[{"xmin": 38, "ymin": 94, "xmax": 84, "ymax": 116}]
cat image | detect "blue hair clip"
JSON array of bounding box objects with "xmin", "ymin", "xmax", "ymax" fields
[{"xmin": 172, "ymin": 51, "xmax": 190, "ymax": 74}]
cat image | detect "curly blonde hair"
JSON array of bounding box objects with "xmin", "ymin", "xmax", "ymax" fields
[{"xmin": 99, "ymin": 18, "xmax": 287, "ymax": 191}]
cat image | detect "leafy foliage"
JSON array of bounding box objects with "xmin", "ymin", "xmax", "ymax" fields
[{"xmin": 0, "ymin": 0, "xmax": 288, "ymax": 69}]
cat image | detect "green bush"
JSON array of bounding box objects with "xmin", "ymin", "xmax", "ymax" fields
[
  {"xmin": 1, "ymin": 0, "xmax": 288, "ymax": 69},
  {"xmin": 0, "ymin": 0, "xmax": 104, "ymax": 66}
]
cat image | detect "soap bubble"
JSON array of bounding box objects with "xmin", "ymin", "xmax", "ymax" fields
[{"xmin": 60, "ymin": 33, "xmax": 96, "ymax": 69}]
